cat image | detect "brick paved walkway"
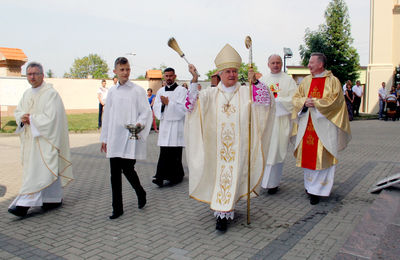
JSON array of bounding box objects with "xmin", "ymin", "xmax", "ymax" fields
[{"xmin": 0, "ymin": 120, "xmax": 399, "ymax": 259}]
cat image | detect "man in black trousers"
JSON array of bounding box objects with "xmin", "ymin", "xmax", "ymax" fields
[
  {"xmin": 100, "ymin": 57, "xmax": 152, "ymax": 219},
  {"xmin": 152, "ymin": 68, "xmax": 188, "ymax": 187}
]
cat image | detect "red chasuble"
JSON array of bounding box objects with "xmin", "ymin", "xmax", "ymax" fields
[{"xmin": 301, "ymin": 77, "xmax": 326, "ymax": 170}]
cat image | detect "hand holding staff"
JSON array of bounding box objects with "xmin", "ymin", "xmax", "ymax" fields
[{"xmin": 168, "ymin": 37, "xmax": 200, "ymax": 76}]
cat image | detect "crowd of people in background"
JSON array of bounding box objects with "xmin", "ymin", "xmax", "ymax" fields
[{"xmin": 343, "ymin": 80, "xmax": 363, "ymax": 121}]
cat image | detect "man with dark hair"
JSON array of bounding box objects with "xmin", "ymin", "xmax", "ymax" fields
[
  {"xmin": 152, "ymin": 67, "xmax": 187, "ymax": 187},
  {"xmin": 292, "ymin": 52, "xmax": 351, "ymax": 205},
  {"xmin": 9, "ymin": 62, "xmax": 74, "ymax": 217},
  {"xmin": 97, "ymin": 79, "xmax": 108, "ymax": 128},
  {"xmin": 378, "ymin": 82, "xmax": 387, "ymax": 120},
  {"xmin": 210, "ymin": 71, "xmax": 221, "ymax": 87},
  {"xmin": 100, "ymin": 57, "xmax": 152, "ymax": 219},
  {"xmin": 352, "ymin": 80, "xmax": 363, "ymax": 116},
  {"xmin": 112, "ymin": 76, "xmax": 118, "ymax": 86}
]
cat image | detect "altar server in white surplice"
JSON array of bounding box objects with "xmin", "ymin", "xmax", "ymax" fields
[
  {"xmin": 9, "ymin": 62, "xmax": 73, "ymax": 217},
  {"xmin": 260, "ymin": 54, "xmax": 297, "ymax": 194},
  {"xmin": 185, "ymin": 44, "xmax": 275, "ymax": 231},
  {"xmin": 152, "ymin": 68, "xmax": 187, "ymax": 187},
  {"xmin": 100, "ymin": 57, "xmax": 152, "ymax": 219}
]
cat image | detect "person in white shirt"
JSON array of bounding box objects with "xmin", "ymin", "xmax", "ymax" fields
[
  {"xmin": 97, "ymin": 79, "xmax": 108, "ymax": 129},
  {"xmin": 9, "ymin": 62, "xmax": 73, "ymax": 217},
  {"xmin": 152, "ymin": 68, "xmax": 187, "ymax": 187},
  {"xmin": 378, "ymin": 82, "xmax": 387, "ymax": 120},
  {"xmin": 100, "ymin": 57, "xmax": 152, "ymax": 219},
  {"xmin": 352, "ymin": 80, "xmax": 363, "ymax": 116}
]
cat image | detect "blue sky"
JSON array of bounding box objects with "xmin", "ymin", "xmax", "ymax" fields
[{"xmin": 1, "ymin": 0, "xmax": 369, "ymax": 79}]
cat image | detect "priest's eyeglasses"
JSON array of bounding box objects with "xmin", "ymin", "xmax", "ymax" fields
[{"xmin": 27, "ymin": 73, "xmax": 42, "ymax": 77}]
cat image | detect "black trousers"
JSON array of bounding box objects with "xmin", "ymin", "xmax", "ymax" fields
[
  {"xmin": 155, "ymin": 146, "xmax": 184, "ymax": 183},
  {"xmin": 109, "ymin": 157, "xmax": 145, "ymax": 213},
  {"xmin": 353, "ymin": 96, "xmax": 361, "ymax": 116},
  {"xmin": 98, "ymin": 103, "xmax": 104, "ymax": 128}
]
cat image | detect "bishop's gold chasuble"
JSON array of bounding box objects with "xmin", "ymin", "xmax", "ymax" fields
[{"xmin": 185, "ymin": 83, "xmax": 274, "ymax": 212}]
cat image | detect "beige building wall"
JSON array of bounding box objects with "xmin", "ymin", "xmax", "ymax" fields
[
  {"xmin": 366, "ymin": 0, "xmax": 400, "ymax": 113},
  {"xmin": 0, "ymin": 77, "xmax": 149, "ymax": 116}
]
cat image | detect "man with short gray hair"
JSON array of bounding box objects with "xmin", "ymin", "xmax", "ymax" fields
[
  {"xmin": 260, "ymin": 54, "xmax": 297, "ymax": 194},
  {"xmin": 9, "ymin": 62, "xmax": 74, "ymax": 217}
]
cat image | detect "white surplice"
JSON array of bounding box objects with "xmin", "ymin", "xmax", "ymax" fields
[
  {"xmin": 11, "ymin": 82, "xmax": 73, "ymax": 208},
  {"xmin": 260, "ymin": 72, "xmax": 297, "ymax": 189},
  {"xmin": 100, "ymin": 81, "xmax": 152, "ymax": 160},
  {"xmin": 153, "ymin": 85, "xmax": 187, "ymax": 147}
]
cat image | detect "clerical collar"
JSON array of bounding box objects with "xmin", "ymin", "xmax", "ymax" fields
[
  {"xmin": 221, "ymin": 83, "xmax": 237, "ymax": 93},
  {"xmin": 313, "ymin": 71, "xmax": 326, "ymax": 78},
  {"xmin": 165, "ymin": 82, "xmax": 178, "ymax": 91},
  {"xmin": 31, "ymin": 82, "xmax": 45, "ymax": 93}
]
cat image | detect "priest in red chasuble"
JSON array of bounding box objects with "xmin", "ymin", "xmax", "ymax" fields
[{"xmin": 292, "ymin": 52, "xmax": 351, "ymax": 205}]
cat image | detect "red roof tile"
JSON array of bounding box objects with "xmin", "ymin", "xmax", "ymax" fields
[
  {"xmin": 146, "ymin": 70, "xmax": 162, "ymax": 79},
  {"xmin": 0, "ymin": 47, "xmax": 28, "ymax": 61}
]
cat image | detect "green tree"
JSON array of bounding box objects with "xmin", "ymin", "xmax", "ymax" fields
[
  {"xmin": 299, "ymin": 28, "xmax": 329, "ymax": 64},
  {"xmin": 299, "ymin": 0, "xmax": 360, "ymax": 83},
  {"xmin": 68, "ymin": 54, "xmax": 109, "ymax": 79},
  {"xmin": 136, "ymin": 75, "xmax": 145, "ymax": 80},
  {"xmin": 46, "ymin": 69, "xmax": 54, "ymax": 78},
  {"xmin": 206, "ymin": 63, "xmax": 258, "ymax": 83},
  {"xmin": 152, "ymin": 63, "xmax": 167, "ymax": 72}
]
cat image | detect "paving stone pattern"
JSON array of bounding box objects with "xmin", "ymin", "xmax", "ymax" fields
[{"xmin": 0, "ymin": 120, "xmax": 399, "ymax": 259}]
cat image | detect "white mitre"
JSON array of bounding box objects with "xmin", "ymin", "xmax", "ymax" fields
[{"xmin": 214, "ymin": 44, "xmax": 242, "ymax": 71}]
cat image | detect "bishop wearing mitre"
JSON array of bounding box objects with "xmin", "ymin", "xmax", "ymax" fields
[{"xmin": 184, "ymin": 44, "xmax": 275, "ymax": 231}]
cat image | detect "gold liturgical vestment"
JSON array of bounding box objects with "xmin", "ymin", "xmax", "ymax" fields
[
  {"xmin": 185, "ymin": 82, "xmax": 274, "ymax": 212},
  {"xmin": 292, "ymin": 71, "xmax": 351, "ymax": 170}
]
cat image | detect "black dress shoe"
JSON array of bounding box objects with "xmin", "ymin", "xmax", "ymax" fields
[
  {"xmin": 109, "ymin": 211, "xmax": 123, "ymax": 219},
  {"xmin": 152, "ymin": 178, "xmax": 163, "ymax": 187},
  {"xmin": 166, "ymin": 178, "xmax": 183, "ymax": 186},
  {"xmin": 42, "ymin": 201, "xmax": 62, "ymax": 211},
  {"xmin": 138, "ymin": 191, "xmax": 146, "ymax": 209},
  {"xmin": 8, "ymin": 206, "xmax": 29, "ymax": 217},
  {"xmin": 267, "ymin": 187, "xmax": 279, "ymax": 195},
  {"xmin": 310, "ymin": 194, "xmax": 320, "ymax": 205},
  {"xmin": 216, "ymin": 217, "xmax": 227, "ymax": 232}
]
